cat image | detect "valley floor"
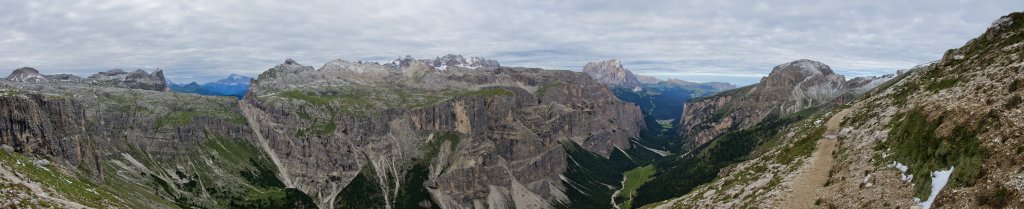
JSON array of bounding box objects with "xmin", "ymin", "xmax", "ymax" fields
[{"xmin": 614, "ymin": 164, "xmax": 656, "ymax": 209}]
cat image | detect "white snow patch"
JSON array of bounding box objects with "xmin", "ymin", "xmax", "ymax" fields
[
  {"xmin": 891, "ymin": 161, "xmax": 913, "ymax": 181},
  {"xmin": 916, "ymin": 166, "xmax": 954, "ymax": 209},
  {"xmin": 615, "ymin": 146, "xmax": 635, "ymax": 162},
  {"xmin": 631, "ymin": 139, "xmax": 670, "ymax": 157}
]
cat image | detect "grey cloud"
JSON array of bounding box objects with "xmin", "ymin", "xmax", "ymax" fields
[{"xmin": 0, "ymin": 0, "xmax": 1020, "ymax": 84}]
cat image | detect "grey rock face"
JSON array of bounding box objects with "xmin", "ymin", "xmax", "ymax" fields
[
  {"xmin": 0, "ymin": 92, "xmax": 102, "ymax": 179},
  {"xmin": 582, "ymin": 59, "xmax": 643, "ymax": 90},
  {"xmin": 678, "ymin": 59, "xmax": 852, "ymax": 151}
]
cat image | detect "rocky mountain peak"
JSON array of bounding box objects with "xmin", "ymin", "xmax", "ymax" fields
[
  {"xmin": 257, "ymin": 59, "xmax": 316, "ymax": 80},
  {"xmin": 756, "ymin": 59, "xmax": 845, "ymax": 112},
  {"xmin": 583, "ymin": 59, "xmax": 643, "ymax": 90},
  {"xmin": 678, "ymin": 59, "xmax": 849, "ymax": 151},
  {"xmin": 6, "ymin": 67, "xmax": 48, "ymax": 82},
  {"xmin": 227, "ymin": 74, "xmax": 245, "ymax": 80},
  {"xmin": 768, "ymin": 59, "xmax": 835, "ymax": 77}
]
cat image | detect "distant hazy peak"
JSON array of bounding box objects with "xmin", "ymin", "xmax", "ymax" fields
[
  {"xmin": 636, "ymin": 74, "xmax": 660, "ymax": 84},
  {"xmin": 582, "ymin": 59, "xmax": 642, "ymax": 90},
  {"xmin": 214, "ymin": 74, "xmax": 252, "ymax": 85},
  {"xmin": 227, "ymin": 74, "xmax": 246, "ymax": 80}
]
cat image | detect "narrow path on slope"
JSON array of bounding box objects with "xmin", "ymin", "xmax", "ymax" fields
[{"xmin": 780, "ymin": 107, "xmax": 852, "ymax": 209}]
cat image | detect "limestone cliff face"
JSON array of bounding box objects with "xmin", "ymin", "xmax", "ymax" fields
[
  {"xmin": 0, "ymin": 93, "xmax": 102, "ymax": 179},
  {"xmin": 678, "ymin": 59, "xmax": 856, "ymax": 151},
  {"xmin": 242, "ymin": 58, "xmax": 643, "ymax": 208},
  {"xmin": 0, "ymin": 80, "xmax": 280, "ymax": 208}
]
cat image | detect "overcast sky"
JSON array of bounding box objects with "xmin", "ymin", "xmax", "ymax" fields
[{"xmin": 0, "ymin": 0, "xmax": 1020, "ymax": 85}]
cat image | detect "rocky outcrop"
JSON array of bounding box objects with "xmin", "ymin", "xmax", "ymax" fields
[
  {"xmin": 257, "ymin": 58, "xmax": 316, "ymax": 80},
  {"xmin": 678, "ymin": 59, "xmax": 849, "ymax": 151},
  {"xmin": 244, "ymin": 58, "xmax": 643, "ymax": 208},
  {"xmin": 5, "ymin": 67, "xmax": 48, "ymax": 82},
  {"xmin": 583, "ymin": 59, "xmax": 643, "ymax": 90}
]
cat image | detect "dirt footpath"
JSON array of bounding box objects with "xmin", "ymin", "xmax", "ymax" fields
[{"xmin": 779, "ymin": 108, "xmax": 852, "ymax": 209}]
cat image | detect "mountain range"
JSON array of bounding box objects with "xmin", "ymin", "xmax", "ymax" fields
[
  {"xmin": 0, "ymin": 11, "xmax": 1022, "ymax": 209},
  {"xmin": 169, "ymin": 74, "xmax": 253, "ymax": 99}
]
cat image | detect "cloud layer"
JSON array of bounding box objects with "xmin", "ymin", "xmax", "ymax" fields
[{"xmin": 0, "ymin": 0, "xmax": 1020, "ymax": 84}]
